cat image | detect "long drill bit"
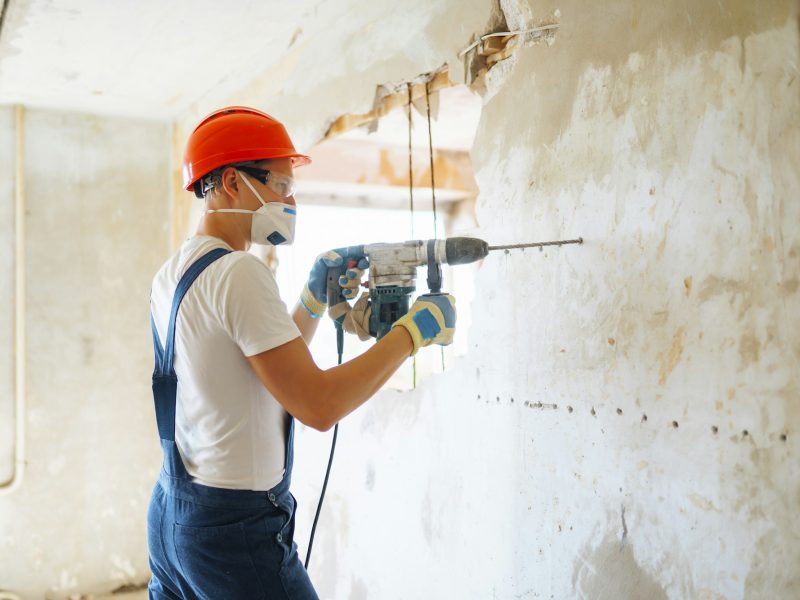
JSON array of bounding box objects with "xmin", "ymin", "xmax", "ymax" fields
[{"xmin": 488, "ymin": 237, "xmax": 583, "ymax": 251}]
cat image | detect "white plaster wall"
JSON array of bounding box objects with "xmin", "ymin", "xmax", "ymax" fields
[
  {"xmin": 0, "ymin": 0, "xmax": 795, "ymax": 597},
  {"xmin": 280, "ymin": 2, "xmax": 800, "ymax": 599},
  {"xmin": 0, "ymin": 110, "xmax": 170, "ymax": 597}
]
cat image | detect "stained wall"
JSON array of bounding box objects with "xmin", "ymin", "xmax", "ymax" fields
[
  {"xmin": 0, "ymin": 110, "xmax": 169, "ymax": 597},
  {"xmin": 280, "ymin": 2, "xmax": 800, "ymax": 599},
  {"xmin": 0, "ymin": 0, "xmax": 797, "ymax": 598}
]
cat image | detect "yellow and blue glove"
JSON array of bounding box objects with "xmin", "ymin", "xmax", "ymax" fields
[
  {"xmin": 329, "ymin": 291, "xmax": 373, "ymax": 340},
  {"xmin": 392, "ymin": 293, "xmax": 457, "ymax": 355},
  {"xmin": 301, "ymin": 246, "xmax": 368, "ymax": 318}
]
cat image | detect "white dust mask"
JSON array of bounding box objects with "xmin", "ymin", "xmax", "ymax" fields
[{"xmin": 206, "ymin": 172, "xmax": 296, "ymax": 246}]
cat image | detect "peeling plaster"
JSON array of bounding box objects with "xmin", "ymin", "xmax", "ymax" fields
[
  {"xmin": 0, "ymin": 110, "xmax": 169, "ymax": 598},
  {"xmin": 0, "ymin": 0, "xmax": 796, "ymax": 598},
  {"xmin": 288, "ymin": 2, "xmax": 800, "ymax": 599}
]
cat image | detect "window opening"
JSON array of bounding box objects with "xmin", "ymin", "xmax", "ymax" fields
[{"xmin": 277, "ymin": 73, "xmax": 483, "ymax": 389}]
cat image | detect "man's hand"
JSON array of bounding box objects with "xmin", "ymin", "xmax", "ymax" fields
[
  {"xmin": 300, "ymin": 246, "xmax": 368, "ymax": 318},
  {"xmin": 329, "ymin": 292, "xmax": 373, "ymax": 340},
  {"xmin": 391, "ymin": 293, "xmax": 456, "ymax": 355}
]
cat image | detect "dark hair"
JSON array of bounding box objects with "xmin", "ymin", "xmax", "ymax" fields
[{"xmin": 194, "ymin": 160, "xmax": 262, "ymax": 199}]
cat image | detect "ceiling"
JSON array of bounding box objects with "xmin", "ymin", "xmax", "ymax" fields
[
  {"xmin": 0, "ymin": 0, "xmax": 323, "ymax": 119},
  {"xmin": 0, "ymin": 0, "xmax": 484, "ymax": 210},
  {"xmin": 0, "ymin": 0, "xmax": 484, "ymax": 150}
]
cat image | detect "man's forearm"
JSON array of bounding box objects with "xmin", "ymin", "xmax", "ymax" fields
[
  {"xmin": 292, "ymin": 302, "xmax": 320, "ymax": 344},
  {"xmin": 313, "ymin": 327, "xmax": 413, "ymax": 428}
]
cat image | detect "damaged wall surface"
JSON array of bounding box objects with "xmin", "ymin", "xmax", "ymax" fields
[
  {"xmin": 0, "ymin": 0, "xmax": 796, "ymax": 598},
  {"xmin": 0, "ymin": 110, "xmax": 169, "ymax": 597},
  {"xmin": 277, "ymin": 1, "xmax": 799, "ymax": 599}
]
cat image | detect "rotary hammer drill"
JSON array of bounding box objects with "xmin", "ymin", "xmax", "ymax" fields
[{"xmin": 326, "ymin": 237, "xmax": 489, "ymax": 339}]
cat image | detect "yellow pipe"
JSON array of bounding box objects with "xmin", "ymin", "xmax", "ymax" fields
[{"xmin": 0, "ymin": 104, "xmax": 26, "ymax": 494}]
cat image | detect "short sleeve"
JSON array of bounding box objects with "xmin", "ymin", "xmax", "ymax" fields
[{"xmin": 218, "ymin": 254, "xmax": 301, "ymax": 357}]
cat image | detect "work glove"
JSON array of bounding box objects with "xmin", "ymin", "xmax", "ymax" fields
[
  {"xmin": 391, "ymin": 293, "xmax": 456, "ymax": 356},
  {"xmin": 328, "ymin": 292, "xmax": 374, "ymax": 341},
  {"xmin": 300, "ymin": 247, "xmax": 368, "ymax": 318}
]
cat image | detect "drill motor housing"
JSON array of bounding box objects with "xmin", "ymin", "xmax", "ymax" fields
[{"xmin": 361, "ymin": 237, "xmax": 488, "ymax": 339}]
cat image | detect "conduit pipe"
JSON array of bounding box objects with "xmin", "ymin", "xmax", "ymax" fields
[{"xmin": 0, "ymin": 104, "xmax": 26, "ymax": 495}]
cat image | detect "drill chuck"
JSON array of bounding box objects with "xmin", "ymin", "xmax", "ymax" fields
[{"xmin": 444, "ymin": 237, "xmax": 489, "ymax": 265}]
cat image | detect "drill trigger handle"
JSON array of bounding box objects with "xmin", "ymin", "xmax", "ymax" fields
[{"xmin": 326, "ymin": 265, "xmax": 346, "ymax": 322}]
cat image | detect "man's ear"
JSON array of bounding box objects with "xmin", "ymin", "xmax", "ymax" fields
[{"xmin": 220, "ymin": 167, "xmax": 240, "ymax": 201}]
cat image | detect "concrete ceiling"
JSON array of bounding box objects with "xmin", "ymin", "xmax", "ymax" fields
[
  {"xmin": 0, "ymin": 0, "xmax": 322, "ymax": 119},
  {"xmin": 0, "ymin": 0, "xmax": 484, "ymax": 150},
  {"xmin": 0, "ymin": 0, "xmax": 484, "ymax": 209}
]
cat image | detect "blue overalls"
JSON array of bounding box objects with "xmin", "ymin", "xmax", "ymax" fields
[{"xmin": 146, "ymin": 248, "xmax": 319, "ymax": 600}]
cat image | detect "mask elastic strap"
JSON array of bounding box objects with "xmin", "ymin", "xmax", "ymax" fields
[
  {"xmin": 238, "ymin": 171, "xmax": 268, "ymax": 207},
  {"xmin": 205, "ymin": 172, "xmax": 266, "ymax": 216},
  {"xmin": 206, "ymin": 208, "xmax": 254, "ymax": 215}
]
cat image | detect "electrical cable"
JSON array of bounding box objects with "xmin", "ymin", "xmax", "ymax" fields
[
  {"xmin": 304, "ymin": 325, "xmax": 344, "ymax": 569},
  {"xmin": 306, "ymin": 76, "xmax": 447, "ymax": 569},
  {"xmin": 407, "ymin": 82, "xmax": 417, "ymax": 388},
  {"xmin": 457, "ymin": 24, "xmax": 560, "ymax": 58},
  {"xmin": 407, "ymin": 82, "xmax": 415, "ymax": 239},
  {"xmin": 424, "ymin": 81, "xmax": 446, "ymax": 373},
  {"xmin": 0, "ymin": 1, "xmax": 11, "ymax": 46},
  {"xmin": 424, "ymin": 81, "xmax": 439, "ymax": 237}
]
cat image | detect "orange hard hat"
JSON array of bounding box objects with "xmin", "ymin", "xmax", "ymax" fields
[{"xmin": 182, "ymin": 106, "xmax": 311, "ymax": 195}]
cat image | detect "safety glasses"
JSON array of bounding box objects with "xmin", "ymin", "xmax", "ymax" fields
[{"xmin": 236, "ymin": 165, "xmax": 297, "ymax": 198}]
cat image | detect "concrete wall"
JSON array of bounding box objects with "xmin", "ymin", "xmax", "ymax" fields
[
  {"xmin": 0, "ymin": 109, "xmax": 170, "ymax": 597},
  {"xmin": 0, "ymin": 0, "xmax": 797, "ymax": 598},
  {"xmin": 273, "ymin": 2, "xmax": 799, "ymax": 599}
]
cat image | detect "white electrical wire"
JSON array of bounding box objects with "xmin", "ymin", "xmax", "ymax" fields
[{"xmin": 458, "ymin": 24, "xmax": 560, "ymax": 57}]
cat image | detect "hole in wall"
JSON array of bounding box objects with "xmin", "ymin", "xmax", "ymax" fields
[
  {"xmin": 712, "ymin": 425, "xmax": 719, "ymax": 435},
  {"xmin": 671, "ymin": 421, "xmax": 679, "ymax": 429},
  {"xmin": 275, "ymin": 70, "xmax": 482, "ymax": 389},
  {"xmin": 459, "ymin": 6, "xmax": 560, "ymax": 96}
]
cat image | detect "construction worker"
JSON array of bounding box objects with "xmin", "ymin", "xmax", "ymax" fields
[{"xmin": 146, "ymin": 106, "xmax": 456, "ymax": 599}]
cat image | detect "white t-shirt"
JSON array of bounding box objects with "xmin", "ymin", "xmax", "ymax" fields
[{"xmin": 150, "ymin": 235, "xmax": 301, "ymax": 490}]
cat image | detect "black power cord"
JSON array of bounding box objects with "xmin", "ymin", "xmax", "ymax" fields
[{"xmin": 305, "ymin": 321, "xmax": 344, "ymax": 569}]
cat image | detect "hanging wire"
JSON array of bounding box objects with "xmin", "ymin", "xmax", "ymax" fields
[
  {"xmin": 407, "ymin": 82, "xmax": 415, "ymax": 240},
  {"xmin": 424, "ymin": 81, "xmax": 446, "ymax": 373},
  {"xmin": 407, "ymin": 82, "xmax": 417, "ymax": 388},
  {"xmin": 424, "ymin": 81, "xmax": 439, "ymax": 236}
]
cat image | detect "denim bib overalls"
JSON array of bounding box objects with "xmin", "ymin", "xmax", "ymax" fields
[{"xmin": 146, "ymin": 248, "xmax": 319, "ymax": 600}]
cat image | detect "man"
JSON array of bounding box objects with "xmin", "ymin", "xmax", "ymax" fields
[{"xmin": 146, "ymin": 106, "xmax": 456, "ymax": 599}]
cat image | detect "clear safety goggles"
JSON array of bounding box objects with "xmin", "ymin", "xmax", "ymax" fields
[{"xmin": 236, "ymin": 165, "xmax": 297, "ymax": 198}]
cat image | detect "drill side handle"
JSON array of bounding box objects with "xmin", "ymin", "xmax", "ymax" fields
[{"xmin": 426, "ymin": 239, "xmax": 443, "ymax": 293}]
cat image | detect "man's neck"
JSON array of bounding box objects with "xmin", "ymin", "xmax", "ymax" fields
[{"xmin": 195, "ymin": 215, "xmax": 250, "ymax": 252}]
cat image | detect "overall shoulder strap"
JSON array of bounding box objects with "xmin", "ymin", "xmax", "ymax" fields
[{"xmin": 152, "ymin": 247, "xmax": 231, "ymax": 376}]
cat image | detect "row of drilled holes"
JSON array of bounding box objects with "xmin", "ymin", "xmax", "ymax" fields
[{"xmin": 477, "ymin": 394, "xmax": 789, "ymax": 442}]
